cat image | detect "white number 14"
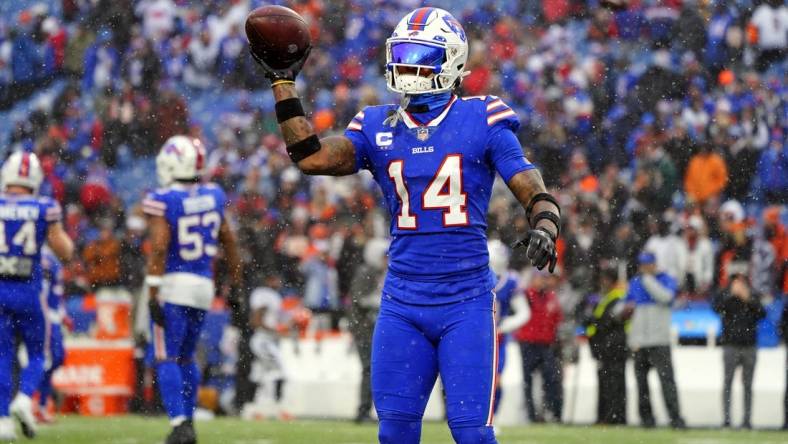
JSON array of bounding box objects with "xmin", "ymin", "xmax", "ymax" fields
[
  {"xmin": 0, "ymin": 221, "xmax": 37, "ymax": 255},
  {"xmin": 387, "ymin": 154, "xmax": 468, "ymax": 229}
]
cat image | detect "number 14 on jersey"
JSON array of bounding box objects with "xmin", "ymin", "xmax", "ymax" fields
[{"xmin": 387, "ymin": 154, "xmax": 468, "ymax": 229}]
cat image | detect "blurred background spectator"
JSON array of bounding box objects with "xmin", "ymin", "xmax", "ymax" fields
[
  {"xmin": 514, "ymin": 270, "xmax": 564, "ymax": 423},
  {"xmin": 348, "ymin": 237, "xmax": 388, "ymax": 423},
  {"xmin": 626, "ymin": 252, "xmax": 685, "ymax": 429},
  {"xmin": 583, "ymin": 266, "xmax": 628, "ymax": 425},
  {"xmin": 712, "ymin": 272, "xmax": 766, "ymax": 428}
]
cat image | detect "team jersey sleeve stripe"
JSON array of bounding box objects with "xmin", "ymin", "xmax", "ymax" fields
[
  {"xmin": 45, "ymin": 205, "xmax": 62, "ymax": 222},
  {"xmin": 143, "ymin": 209, "xmax": 165, "ymax": 217},
  {"xmin": 143, "ymin": 204, "xmax": 165, "ymax": 216},
  {"xmin": 487, "ymin": 109, "xmax": 517, "ymax": 126},
  {"xmin": 143, "ymin": 198, "xmax": 166, "ymax": 210},
  {"xmin": 486, "ymin": 99, "xmax": 506, "ymax": 112},
  {"xmin": 347, "ymin": 121, "xmax": 363, "ymax": 131}
]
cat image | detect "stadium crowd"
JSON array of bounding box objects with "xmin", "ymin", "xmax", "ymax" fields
[{"xmin": 0, "ymin": 0, "xmax": 785, "ymax": 427}]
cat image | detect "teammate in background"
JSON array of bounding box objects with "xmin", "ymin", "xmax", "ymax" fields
[
  {"xmin": 0, "ymin": 152, "xmax": 73, "ymax": 440},
  {"xmin": 253, "ymin": 7, "xmax": 561, "ymax": 443},
  {"xmin": 487, "ymin": 240, "xmax": 530, "ymax": 433},
  {"xmin": 143, "ymin": 136, "xmax": 241, "ymax": 444},
  {"xmin": 36, "ymin": 248, "xmax": 66, "ymax": 424}
]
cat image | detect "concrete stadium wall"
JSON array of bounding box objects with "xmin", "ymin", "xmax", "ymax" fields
[{"xmin": 275, "ymin": 335, "xmax": 787, "ymax": 428}]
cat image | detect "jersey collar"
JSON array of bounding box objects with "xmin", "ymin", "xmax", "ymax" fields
[{"xmin": 399, "ymin": 95, "xmax": 458, "ymax": 129}]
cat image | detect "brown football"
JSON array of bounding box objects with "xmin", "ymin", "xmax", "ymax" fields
[{"xmin": 245, "ymin": 5, "xmax": 311, "ymax": 70}]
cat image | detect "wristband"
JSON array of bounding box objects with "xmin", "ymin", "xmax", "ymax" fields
[
  {"xmin": 532, "ymin": 211, "xmax": 561, "ymax": 237},
  {"xmin": 275, "ymin": 98, "xmax": 306, "ymax": 123},
  {"xmin": 526, "ymin": 192, "xmax": 561, "ymax": 221},
  {"xmin": 145, "ymin": 275, "xmax": 163, "ymax": 287},
  {"xmin": 271, "ymin": 79, "xmax": 296, "ymax": 87},
  {"xmin": 286, "ymin": 134, "xmax": 321, "ymax": 163}
]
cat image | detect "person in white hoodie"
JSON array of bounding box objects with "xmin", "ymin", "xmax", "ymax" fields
[
  {"xmin": 681, "ymin": 215, "xmax": 714, "ymax": 298},
  {"xmin": 644, "ymin": 218, "xmax": 688, "ymax": 287}
]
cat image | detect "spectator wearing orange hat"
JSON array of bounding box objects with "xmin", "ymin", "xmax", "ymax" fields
[{"xmin": 718, "ymin": 69, "xmax": 735, "ymax": 87}]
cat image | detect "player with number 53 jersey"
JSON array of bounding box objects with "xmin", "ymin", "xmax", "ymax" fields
[
  {"xmin": 252, "ymin": 6, "xmax": 562, "ymax": 444},
  {"xmin": 142, "ymin": 135, "xmax": 241, "ymax": 444}
]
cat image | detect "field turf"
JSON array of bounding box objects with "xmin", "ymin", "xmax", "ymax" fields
[{"xmin": 23, "ymin": 416, "xmax": 787, "ymax": 444}]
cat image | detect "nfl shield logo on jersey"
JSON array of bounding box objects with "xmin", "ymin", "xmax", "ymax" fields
[{"xmin": 416, "ymin": 127, "xmax": 430, "ymax": 141}]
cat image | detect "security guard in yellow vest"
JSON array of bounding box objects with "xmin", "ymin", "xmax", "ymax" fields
[{"xmin": 585, "ymin": 267, "xmax": 629, "ymax": 425}]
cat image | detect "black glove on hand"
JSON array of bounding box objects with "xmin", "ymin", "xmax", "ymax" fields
[
  {"xmin": 250, "ymin": 47, "xmax": 311, "ymax": 83},
  {"xmin": 148, "ymin": 297, "xmax": 165, "ymax": 327},
  {"xmin": 514, "ymin": 227, "xmax": 558, "ymax": 273}
]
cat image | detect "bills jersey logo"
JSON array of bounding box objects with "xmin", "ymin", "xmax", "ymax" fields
[
  {"xmin": 416, "ymin": 127, "xmax": 430, "ymax": 141},
  {"xmin": 411, "ymin": 146, "xmax": 434, "ymax": 154}
]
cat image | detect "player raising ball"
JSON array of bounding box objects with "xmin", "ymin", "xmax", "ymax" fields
[{"xmin": 248, "ymin": 6, "xmax": 561, "ymax": 444}]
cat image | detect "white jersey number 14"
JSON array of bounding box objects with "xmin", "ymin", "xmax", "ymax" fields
[{"xmin": 387, "ymin": 154, "xmax": 468, "ymax": 229}]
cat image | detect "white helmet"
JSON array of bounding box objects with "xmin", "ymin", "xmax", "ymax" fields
[
  {"xmin": 488, "ymin": 239, "xmax": 510, "ymax": 277},
  {"xmin": 156, "ymin": 135, "xmax": 206, "ymax": 186},
  {"xmin": 386, "ymin": 7, "xmax": 469, "ymax": 95},
  {"xmin": 1, "ymin": 151, "xmax": 44, "ymax": 194}
]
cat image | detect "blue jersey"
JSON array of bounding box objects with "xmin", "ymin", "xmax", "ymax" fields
[
  {"xmin": 0, "ymin": 194, "xmax": 62, "ymax": 299},
  {"xmin": 41, "ymin": 250, "xmax": 64, "ymax": 316},
  {"xmin": 143, "ymin": 183, "xmax": 227, "ymax": 279},
  {"xmin": 345, "ymin": 95, "xmax": 533, "ymax": 303}
]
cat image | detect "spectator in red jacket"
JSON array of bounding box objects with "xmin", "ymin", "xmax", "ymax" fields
[{"xmin": 514, "ymin": 269, "xmax": 564, "ymax": 423}]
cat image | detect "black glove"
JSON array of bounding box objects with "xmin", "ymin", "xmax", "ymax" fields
[
  {"xmin": 250, "ymin": 47, "xmax": 311, "ymax": 83},
  {"xmin": 148, "ymin": 296, "xmax": 165, "ymax": 327},
  {"xmin": 514, "ymin": 227, "xmax": 558, "ymax": 273}
]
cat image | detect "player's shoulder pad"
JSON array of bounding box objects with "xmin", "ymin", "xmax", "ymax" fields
[
  {"xmin": 38, "ymin": 196, "xmax": 63, "ymax": 223},
  {"xmin": 142, "ymin": 188, "xmax": 169, "ymax": 217},
  {"xmin": 203, "ymin": 181, "xmax": 224, "ymax": 194},
  {"xmin": 483, "ymin": 95, "xmax": 519, "ymax": 130},
  {"xmin": 204, "ymin": 182, "xmax": 228, "ymax": 206},
  {"xmin": 346, "ymin": 105, "xmax": 399, "ymax": 132},
  {"xmin": 36, "ymin": 195, "xmax": 57, "ymax": 208}
]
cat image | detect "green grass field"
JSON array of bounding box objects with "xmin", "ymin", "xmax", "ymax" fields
[{"xmin": 20, "ymin": 416, "xmax": 787, "ymax": 444}]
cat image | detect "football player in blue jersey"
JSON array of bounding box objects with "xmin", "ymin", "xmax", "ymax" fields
[
  {"xmin": 487, "ymin": 240, "xmax": 530, "ymax": 433},
  {"xmin": 253, "ymin": 7, "xmax": 561, "ymax": 443},
  {"xmin": 36, "ymin": 248, "xmax": 66, "ymax": 424},
  {"xmin": 143, "ymin": 136, "xmax": 241, "ymax": 444},
  {"xmin": 0, "ymin": 152, "xmax": 74, "ymax": 441}
]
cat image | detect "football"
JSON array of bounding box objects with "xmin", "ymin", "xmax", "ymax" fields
[{"xmin": 245, "ymin": 5, "xmax": 311, "ymax": 70}]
